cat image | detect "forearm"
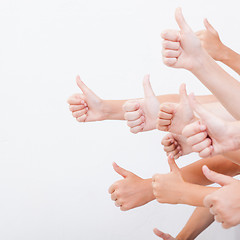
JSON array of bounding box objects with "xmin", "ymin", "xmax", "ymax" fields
[
  {"xmin": 220, "ymin": 45, "xmax": 240, "ymax": 75},
  {"xmin": 102, "ymin": 94, "xmax": 216, "ymax": 120},
  {"xmin": 157, "ymin": 94, "xmax": 216, "ymax": 104},
  {"xmin": 223, "ymin": 149, "xmax": 240, "ymax": 165},
  {"xmin": 203, "ymin": 101, "xmax": 235, "ymax": 121},
  {"xmin": 180, "ymin": 183, "xmax": 217, "ymax": 206},
  {"xmin": 176, "ymin": 207, "xmax": 214, "ymax": 240},
  {"xmin": 180, "ymin": 155, "xmax": 240, "ymax": 185},
  {"xmin": 192, "ymin": 50, "xmax": 240, "ymax": 119},
  {"xmin": 102, "ymin": 100, "xmax": 126, "ymax": 120},
  {"xmin": 102, "ymin": 95, "xmax": 180, "ymax": 120}
]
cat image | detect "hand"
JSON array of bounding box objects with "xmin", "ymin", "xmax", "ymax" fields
[
  {"xmin": 153, "ymin": 228, "xmax": 176, "ymax": 240},
  {"xmin": 123, "ymin": 75, "xmax": 160, "ymax": 134},
  {"xmin": 161, "ymin": 133, "xmax": 193, "ymax": 160},
  {"xmin": 196, "ymin": 19, "xmax": 226, "ymax": 61},
  {"xmin": 203, "ymin": 165, "xmax": 240, "ymax": 229},
  {"xmin": 182, "ymin": 94, "xmax": 240, "ymax": 158},
  {"xmin": 157, "ymin": 83, "xmax": 195, "ymax": 135},
  {"xmin": 68, "ymin": 76, "xmax": 106, "ymax": 122},
  {"xmin": 152, "ymin": 155, "xmax": 186, "ymax": 204},
  {"xmin": 108, "ymin": 162, "xmax": 154, "ymax": 211},
  {"xmin": 161, "ymin": 8, "xmax": 203, "ymax": 71}
]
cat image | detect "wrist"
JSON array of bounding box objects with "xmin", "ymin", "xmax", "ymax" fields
[
  {"xmin": 217, "ymin": 44, "xmax": 231, "ymax": 62},
  {"xmin": 176, "ymin": 231, "xmax": 192, "ymax": 240},
  {"xmin": 101, "ymin": 100, "xmax": 125, "ymax": 120},
  {"xmin": 190, "ymin": 49, "xmax": 215, "ymax": 77},
  {"xmin": 227, "ymin": 121, "xmax": 240, "ymax": 150},
  {"xmin": 189, "ymin": 49, "xmax": 210, "ymax": 74},
  {"xmin": 145, "ymin": 178, "xmax": 156, "ymax": 202}
]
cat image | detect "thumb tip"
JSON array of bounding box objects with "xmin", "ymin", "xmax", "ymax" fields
[
  {"xmin": 76, "ymin": 75, "xmax": 82, "ymax": 84},
  {"xmin": 202, "ymin": 165, "xmax": 211, "ymax": 178},
  {"xmin": 175, "ymin": 7, "xmax": 183, "ymax": 18},
  {"xmin": 143, "ymin": 74, "xmax": 150, "ymax": 83},
  {"xmin": 180, "ymin": 83, "xmax": 187, "ymax": 96},
  {"xmin": 176, "ymin": 7, "xmax": 182, "ymax": 13},
  {"xmin": 202, "ymin": 165, "xmax": 209, "ymax": 172}
]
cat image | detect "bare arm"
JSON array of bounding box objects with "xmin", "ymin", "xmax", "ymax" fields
[
  {"xmin": 161, "ymin": 8, "xmax": 240, "ymax": 120},
  {"xmin": 193, "ymin": 51, "xmax": 240, "ymax": 120},
  {"xmin": 102, "ymin": 94, "xmax": 216, "ymax": 121},
  {"xmin": 220, "ymin": 46, "xmax": 240, "ymax": 75},
  {"xmin": 153, "ymin": 154, "xmax": 240, "ymax": 207},
  {"xmin": 180, "ymin": 154, "xmax": 240, "ymax": 185},
  {"xmin": 196, "ymin": 18, "xmax": 240, "ymax": 75},
  {"xmin": 176, "ymin": 207, "xmax": 214, "ymax": 240}
]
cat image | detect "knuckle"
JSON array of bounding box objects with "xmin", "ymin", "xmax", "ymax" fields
[
  {"xmin": 130, "ymin": 128, "xmax": 137, "ymax": 134},
  {"xmin": 127, "ymin": 121, "xmax": 132, "ymax": 127}
]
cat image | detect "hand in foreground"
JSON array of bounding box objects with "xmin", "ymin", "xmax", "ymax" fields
[
  {"xmin": 182, "ymin": 94, "xmax": 240, "ymax": 158},
  {"xmin": 196, "ymin": 19, "xmax": 225, "ymax": 61},
  {"xmin": 161, "ymin": 133, "xmax": 193, "ymax": 160},
  {"xmin": 152, "ymin": 155, "xmax": 186, "ymax": 204},
  {"xmin": 123, "ymin": 75, "xmax": 160, "ymax": 134},
  {"xmin": 108, "ymin": 162, "xmax": 154, "ymax": 211},
  {"xmin": 68, "ymin": 76, "xmax": 106, "ymax": 122},
  {"xmin": 203, "ymin": 165, "xmax": 240, "ymax": 229},
  {"xmin": 161, "ymin": 8, "xmax": 203, "ymax": 71},
  {"xmin": 157, "ymin": 83, "xmax": 195, "ymax": 135}
]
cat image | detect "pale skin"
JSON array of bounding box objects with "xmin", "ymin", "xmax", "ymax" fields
[
  {"xmin": 157, "ymin": 17, "xmax": 240, "ymax": 137},
  {"xmin": 161, "ymin": 8, "xmax": 240, "ymax": 120},
  {"xmin": 152, "ymin": 155, "xmax": 217, "ymax": 207},
  {"xmin": 67, "ymin": 75, "xmax": 216, "ymax": 134},
  {"xmin": 108, "ymin": 155, "xmax": 240, "ymax": 210},
  {"xmin": 203, "ymin": 165, "xmax": 240, "ymax": 229},
  {"xmin": 182, "ymin": 94, "xmax": 240, "ymax": 158},
  {"xmin": 157, "ymin": 84, "xmax": 196, "ymax": 135},
  {"xmin": 196, "ymin": 18, "xmax": 240, "ymax": 75},
  {"xmin": 108, "ymin": 155, "xmax": 240, "ymax": 239},
  {"xmin": 158, "ymin": 84, "xmax": 235, "ymax": 159},
  {"xmin": 67, "ymin": 8, "xmax": 240, "ymax": 235}
]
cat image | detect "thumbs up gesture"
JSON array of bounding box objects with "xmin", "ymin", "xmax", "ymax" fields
[
  {"xmin": 203, "ymin": 165, "xmax": 240, "ymax": 229},
  {"xmin": 68, "ymin": 76, "xmax": 106, "ymax": 122},
  {"xmin": 108, "ymin": 162, "xmax": 154, "ymax": 211},
  {"xmin": 182, "ymin": 94, "xmax": 240, "ymax": 158},
  {"xmin": 196, "ymin": 19, "xmax": 226, "ymax": 61},
  {"xmin": 152, "ymin": 155, "xmax": 186, "ymax": 204},
  {"xmin": 157, "ymin": 83, "xmax": 195, "ymax": 135},
  {"xmin": 123, "ymin": 75, "xmax": 160, "ymax": 134},
  {"xmin": 161, "ymin": 8, "xmax": 203, "ymax": 71}
]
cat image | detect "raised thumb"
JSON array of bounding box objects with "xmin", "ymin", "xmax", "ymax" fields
[
  {"xmin": 76, "ymin": 75, "xmax": 91, "ymax": 94},
  {"xmin": 143, "ymin": 74, "xmax": 156, "ymax": 98},
  {"xmin": 179, "ymin": 83, "xmax": 189, "ymax": 103},
  {"xmin": 189, "ymin": 93, "xmax": 210, "ymax": 122},
  {"xmin": 112, "ymin": 162, "xmax": 130, "ymax": 178},
  {"xmin": 168, "ymin": 154, "xmax": 180, "ymax": 173},
  {"xmin": 204, "ymin": 18, "xmax": 217, "ymax": 34},
  {"xmin": 175, "ymin": 7, "xmax": 191, "ymax": 32},
  {"xmin": 202, "ymin": 165, "xmax": 233, "ymax": 186}
]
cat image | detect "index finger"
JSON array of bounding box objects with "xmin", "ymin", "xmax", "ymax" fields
[{"xmin": 123, "ymin": 101, "xmax": 140, "ymax": 112}]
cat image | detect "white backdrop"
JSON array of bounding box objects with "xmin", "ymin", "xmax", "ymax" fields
[{"xmin": 0, "ymin": 0, "xmax": 240, "ymax": 239}]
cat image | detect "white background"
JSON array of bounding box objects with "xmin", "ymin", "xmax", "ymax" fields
[{"xmin": 0, "ymin": 0, "xmax": 240, "ymax": 239}]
